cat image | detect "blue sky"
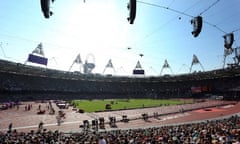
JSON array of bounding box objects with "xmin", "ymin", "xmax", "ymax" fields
[{"xmin": 0, "ymin": 0, "xmax": 239, "ymax": 76}]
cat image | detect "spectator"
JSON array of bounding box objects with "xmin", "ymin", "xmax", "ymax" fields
[{"xmin": 98, "ymin": 136, "xmax": 107, "ymax": 144}]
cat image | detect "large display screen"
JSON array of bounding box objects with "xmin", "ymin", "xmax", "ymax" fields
[{"xmin": 27, "ymin": 54, "xmax": 48, "ymax": 65}]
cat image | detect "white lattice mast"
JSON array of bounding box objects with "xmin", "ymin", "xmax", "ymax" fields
[
  {"xmin": 223, "ymin": 48, "xmax": 233, "ymax": 68},
  {"xmin": 32, "ymin": 43, "xmax": 45, "ymax": 56},
  {"xmin": 83, "ymin": 53, "xmax": 95, "ymax": 74},
  {"xmin": 136, "ymin": 61, "xmax": 141, "ymax": 68},
  {"xmin": 189, "ymin": 54, "xmax": 204, "ymax": 73},
  {"xmin": 0, "ymin": 42, "xmax": 8, "ymax": 58},
  {"xmin": 233, "ymin": 47, "xmax": 240, "ymax": 65},
  {"xmin": 223, "ymin": 47, "xmax": 240, "ymax": 68},
  {"xmin": 103, "ymin": 59, "xmax": 116, "ymax": 75},
  {"xmin": 69, "ymin": 54, "xmax": 83, "ymax": 72},
  {"xmin": 116, "ymin": 66, "xmax": 126, "ymax": 75},
  {"xmin": 133, "ymin": 60, "xmax": 145, "ymax": 75},
  {"xmin": 160, "ymin": 59, "xmax": 174, "ymax": 75}
]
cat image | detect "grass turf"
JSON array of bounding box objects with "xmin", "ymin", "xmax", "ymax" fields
[{"xmin": 71, "ymin": 99, "xmax": 191, "ymax": 112}]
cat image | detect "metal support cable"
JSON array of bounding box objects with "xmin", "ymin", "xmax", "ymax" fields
[
  {"xmin": 199, "ymin": 0, "xmax": 221, "ymax": 16},
  {"xmin": 137, "ymin": 0, "xmax": 193, "ymax": 18}
]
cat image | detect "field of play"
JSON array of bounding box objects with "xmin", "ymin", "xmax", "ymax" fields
[{"xmin": 71, "ymin": 99, "xmax": 192, "ymax": 112}]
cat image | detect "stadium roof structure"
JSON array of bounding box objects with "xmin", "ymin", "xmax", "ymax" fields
[
  {"xmin": 160, "ymin": 59, "xmax": 174, "ymax": 76},
  {"xmin": 190, "ymin": 54, "xmax": 204, "ymax": 73},
  {"xmin": 1, "ymin": 59, "xmax": 240, "ymax": 84},
  {"xmin": 103, "ymin": 59, "xmax": 116, "ymax": 75},
  {"xmin": 69, "ymin": 53, "xmax": 83, "ymax": 72}
]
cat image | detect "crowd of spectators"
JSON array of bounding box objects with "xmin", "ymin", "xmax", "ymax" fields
[{"xmin": 0, "ymin": 114, "xmax": 239, "ymax": 144}]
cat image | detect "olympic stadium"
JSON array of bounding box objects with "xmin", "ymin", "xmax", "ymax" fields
[
  {"xmin": 0, "ymin": 48, "xmax": 240, "ymax": 143},
  {"xmin": 1, "ymin": 0, "xmax": 240, "ymax": 143},
  {"xmin": 0, "ymin": 27, "xmax": 240, "ymax": 144}
]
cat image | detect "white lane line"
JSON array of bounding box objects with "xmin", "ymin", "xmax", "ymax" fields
[{"xmin": 0, "ymin": 120, "xmax": 84, "ymax": 131}]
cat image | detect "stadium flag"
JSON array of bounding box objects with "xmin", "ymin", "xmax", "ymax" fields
[{"xmin": 74, "ymin": 54, "xmax": 82, "ymax": 64}]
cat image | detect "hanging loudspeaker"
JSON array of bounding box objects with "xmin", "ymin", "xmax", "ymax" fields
[
  {"xmin": 127, "ymin": 0, "xmax": 136, "ymax": 24},
  {"xmin": 41, "ymin": 0, "xmax": 54, "ymax": 18},
  {"xmin": 191, "ymin": 16, "xmax": 203, "ymax": 37}
]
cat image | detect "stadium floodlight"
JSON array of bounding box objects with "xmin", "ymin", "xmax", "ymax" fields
[
  {"xmin": 191, "ymin": 16, "xmax": 203, "ymax": 37},
  {"xmin": 223, "ymin": 33, "xmax": 234, "ymax": 49},
  {"xmin": 40, "ymin": 0, "xmax": 55, "ymax": 19},
  {"xmin": 127, "ymin": 0, "xmax": 137, "ymax": 24}
]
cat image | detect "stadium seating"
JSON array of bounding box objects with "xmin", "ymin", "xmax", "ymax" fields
[{"xmin": 0, "ymin": 114, "xmax": 239, "ymax": 143}]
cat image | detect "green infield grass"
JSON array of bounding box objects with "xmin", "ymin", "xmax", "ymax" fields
[{"xmin": 71, "ymin": 99, "xmax": 192, "ymax": 112}]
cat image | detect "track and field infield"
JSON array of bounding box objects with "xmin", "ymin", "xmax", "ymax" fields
[{"xmin": 71, "ymin": 99, "xmax": 192, "ymax": 112}]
